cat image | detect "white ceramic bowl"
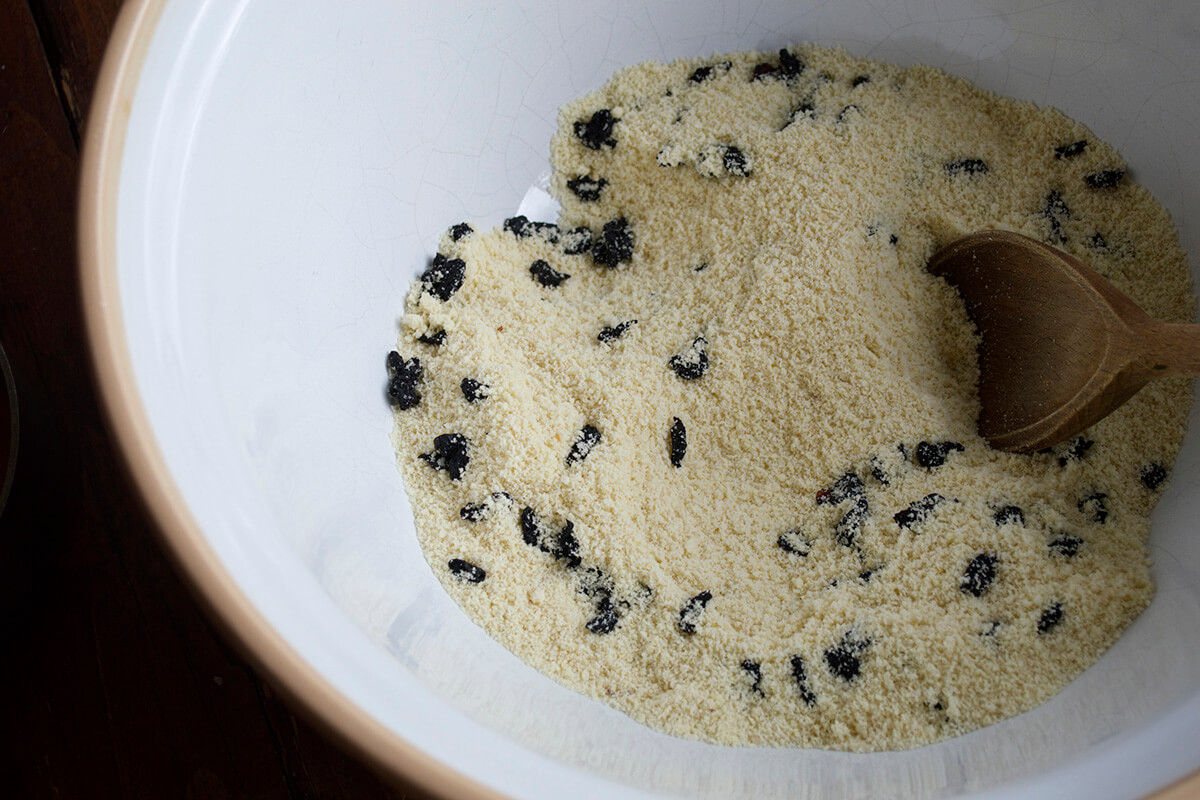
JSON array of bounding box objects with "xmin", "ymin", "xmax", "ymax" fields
[{"xmin": 81, "ymin": 2, "xmax": 1200, "ymax": 798}]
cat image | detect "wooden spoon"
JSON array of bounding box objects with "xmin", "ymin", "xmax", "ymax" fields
[{"xmin": 928, "ymin": 230, "xmax": 1200, "ymax": 453}]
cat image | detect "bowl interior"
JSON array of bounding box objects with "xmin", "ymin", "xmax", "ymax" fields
[{"xmin": 106, "ymin": 1, "xmax": 1200, "ymax": 797}]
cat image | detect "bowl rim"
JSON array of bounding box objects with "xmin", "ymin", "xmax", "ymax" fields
[
  {"xmin": 76, "ymin": 2, "xmax": 505, "ymax": 798},
  {"xmin": 75, "ymin": 2, "xmax": 1200, "ymax": 799}
]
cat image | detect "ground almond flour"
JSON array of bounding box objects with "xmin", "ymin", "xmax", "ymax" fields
[{"xmin": 386, "ymin": 44, "xmax": 1194, "ymax": 750}]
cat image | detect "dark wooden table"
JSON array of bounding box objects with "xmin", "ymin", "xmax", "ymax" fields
[{"xmin": 2, "ymin": 2, "xmax": 408, "ymax": 796}]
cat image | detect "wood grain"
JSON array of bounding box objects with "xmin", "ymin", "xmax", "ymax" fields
[
  {"xmin": 928, "ymin": 230, "xmax": 1200, "ymax": 453},
  {"xmin": 24, "ymin": 0, "xmax": 122, "ymax": 142},
  {"xmin": 2, "ymin": 0, "xmax": 407, "ymax": 796}
]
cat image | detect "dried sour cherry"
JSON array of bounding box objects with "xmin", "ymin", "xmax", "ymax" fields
[
  {"xmin": 817, "ymin": 472, "xmax": 869, "ymax": 547},
  {"xmin": 448, "ymin": 558, "xmax": 486, "ymax": 583},
  {"xmin": 1055, "ymin": 140, "xmax": 1087, "ymax": 159},
  {"xmin": 895, "ymin": 493, "xmax": 946, "ymax": 529},
  {"xmin": 669, "ymin": 418, "xmax": 687, "ymax": 467},
  {"xmin": 577, "ymin": 571, "xmax": 628, "ymax": 635},
  {"xmin": 598, "ymin": 320, "xmax": 637, "ymax": 343},
  {"xmin": 961, "ymin": 553, "xmax": 998, "ymax": 596},
  {"xmin": 790, "ymin": 655, "xmax": 817, "ymax": 706},
  {"xmin": 824, "ymin": 647, "xmax": 860, "ymax": 681},
  {"xmin": 722, "ymin": 146, "xmax": 751, "ymax": 177},
  {"xmin": 417, "ymin": 329, "xmax": 447, "ymax": 346},
  {"xmin": 751, "ymin": 49, "xmax": 803, "ymax": 82},
  {"xmin": 560, "ymin": 226, "xmax": 594, "ymax": 255},
  {"xmin": 741, "ymin": 660, "xmax": 765, "ymax": 696},
  {"xmin": 420, "ymin": 253, "xmax": 466, "ymax": 301},
  {"xmin": 751, "ymin": 62, "xmax": 777, "ymax": 81},
  {"xmin": 459, "ymin": 502, "xmax": 488, "ymax": 522},
  {"xmin": 519, "ymin": 507, "xmax": 582, "ymax": 568},
  {"xmin": 945, "ymin": 158, "xmax": 989, "ymax": 176},
  {"xmin": 993, "ymin": 505, "xmax": 1025, "ymax": 526},
  {"xmin": 816, "ymin": 472, "xmax": 864, "ymax": 506},
  {"xmin": 777, "ymin": 528, "xmax": 811, "ymax": 556},
  {"xmin": 1042, "ymin": 190, "xmax": 1071, "ymax": 243},
  {"xmin": 529, "ymin": 220, "xmax": 561, "ymax": 241},
  {"xmin": 778, "ymin": 49, "xmax": 804, "ymax": 78},
  {"xmin": 592, "ymin": 217, "xmax": 634, "ymax": 267},
  {"xmin": 1049, "ymin": 534, "xmax": 1083, "ymax": 558},
  {"xmin": 1057, "ymin": 437, "xmax": 1094, "ymax": 466},
  {"xmin": 915, "ymin": 440, "xmax": 964, "ymax": 469},
  {"xmin": 529, "ymin": 259, "xmax": 570, "ymax": 287},
  {"xmin": 1085, "ymin": 168, "xmax": 1124, "ymax": 189},
  {"xmin": 573, "ymin": 109, "xmax": 617, "ymax": 150},
  {"xmin": 677, "ymin": 590, "xmax": 712, "ymax": 634},
  {"xmin": 504, "ymin": 215, "xmax": 532, "ymax": 238},
  {"xmin": 1037, "ymin": 602, "xmax": 1065, "ymax": 634},
  {"xmin": 1141, "ymin": 463, "xmax": 1168, "ymax": 490},
  {"xmin": 689, "ymin": 60, "xmax": 731, "ymax": 83},
  {"xmin": 459, "ymin": 492, "xmax": 513, "ymax": 523},
  {"xmin": 385, "ymin": 351, "xmax": 422, "ymax": 409},
  {"xmin": 869, "ymin": 457, "xmax": 891, "ymax": 486},
  {"xmin": 567, "ymin": 425, "xmax": 602, "ymax": 465},
  {"xmin": 824, "ymin": 632, "xmax": 870, "ymax": 682},
  {"xmin": 420, "ymin": 433, "xmax": 471, "ymax": 480},
  {"xmin": 566, "ymin": 176, "xmax": 607, "ymax": 202},
  {"xmin": 585, "ymin": 596, "xmax": 620, "ymax": 634},
  {"xmin": 669, "ymin": 336, "xmax": 709, "ymax": 380},
  {"xmin": 457, "ymin": 493, "xmax": 513, "ymax": 524},
  {"xmin": 460, "ymin": 377, "xmax": 489, "ymax": 403},
  {"xmin": 833, "ymin": 498, "xmax": 868, "ymax": 547},
  {"xmin": 552, "ymin": 523, "xmax": 582, "ymax": 569}
]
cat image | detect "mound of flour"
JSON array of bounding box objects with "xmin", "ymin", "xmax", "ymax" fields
[{"xmin": 387, "ymin": 44, "xmax": 1193, "ymax": 750}]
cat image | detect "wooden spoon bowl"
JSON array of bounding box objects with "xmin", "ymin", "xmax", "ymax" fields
[{"xmin": 928, "ymin": 230, "xmax": 1200, "ymax": 453}]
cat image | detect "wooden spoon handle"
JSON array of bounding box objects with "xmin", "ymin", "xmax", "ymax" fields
[{"xmin": 1138, "ymin": 322, "xmax": 1200, "ymax": 377}]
